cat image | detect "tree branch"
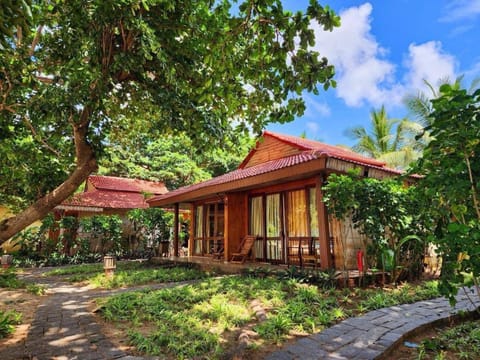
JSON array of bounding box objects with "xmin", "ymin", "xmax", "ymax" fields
[
  {"xmin": 30, "ymin": 25, "xmax": 44, "ymax": 56},
  {"xmin": 22, "ymin": 114, "xmax": 61, "ymax": 157}
]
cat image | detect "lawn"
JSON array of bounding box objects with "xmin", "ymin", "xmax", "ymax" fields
[
  {"xmin": 44, "ymin": 261, "xmax": 209, "ymax": 289},
  {"xmin": 96, "ymin": 274, "xmax": 440, "ymax": 359}
]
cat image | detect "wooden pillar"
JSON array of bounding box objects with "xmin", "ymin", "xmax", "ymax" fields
[
  {"xmin": 223, "ymin": 196, "xmax": 229, "ymax": 261},
  {"xmin": 173, "ymin": 203, "xmax": 179, "ymax": 257},
  {"xmin": 188, "ymin": 204, "xmax": 194, "ymax": 256},
  {"xmin": 316, "ymin": 174, "xmax": 332, "ymax": 269}
]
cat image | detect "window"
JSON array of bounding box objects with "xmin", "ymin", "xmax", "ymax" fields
[
  {"xmin": 309, "ymin": 187, "xmax": 319, "ymax": 237},
  {"xmin": 194, "ymin": 206, "xmax": 203, "ymax": 254},
  {"xmin": 286, "ymin": 189, "xmax": 308, "ymax": 237},
  {"xmin": 250, "ymin": 196, "xmax": 264, "ymax": 259}
]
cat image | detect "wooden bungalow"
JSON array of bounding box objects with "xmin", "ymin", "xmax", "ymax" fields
[{"xmin": 147, "ymin": 131, "xmax": 404, "ymax": 270}]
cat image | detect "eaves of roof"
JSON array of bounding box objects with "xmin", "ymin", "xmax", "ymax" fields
[{"xmin": 147, "ymin": 149, "xmax": 404, "ymax": 207}]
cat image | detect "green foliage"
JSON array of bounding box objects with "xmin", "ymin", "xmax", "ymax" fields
[
  {"xmin": 79, "ymin": 215, "xmax": 124, "ymax": 256},
  {"xmin": 45, "ymin": 261, "xmax": 207, "ymax": 289},
  {"xmin": 240, "ymin": 266, "xmax": 337, "ymax": 288},
  {"xmin": 127, "ymin": 208, "xmax": 173, "ymax": 254},
  {"xmin": 322, "ymin": 173, "xmax": 428, "ymax": 283},
  {"xmin": 99, "ymin": 275, "xmax": 441, "ymax": 358},
  {"xmin": 413, "ymin": 84, "xmax": 480, "ymax": 305},
  {"xmin": 0, "ymin": 310, "xmax": 22, "ymax": 339},
  {"xmin": 0, "ymin": 269, "xmax": 45, "ymax": 295},
  {"xmin": 101, "ymin": 132, "xmax": 254, "ymax": 189},
  {"xmin": 1, "ymin": 0, "xmax": 339, "ymax": 241},
  {"xmin": 0, "ymin": 270, "xmax": 22, "ymax": 289},
  {"xmin": 417, "ymin": 319, "xmax": 480, "ymax": 359},
  {"xmin": 357, "ymin": 281, "xmax": 439, "ymax": 311},
  {"xmin": 0, "ymin": 0, "xmax": 32, "ymax": 47},
  {"xmin": 346, "ymin": 106, "xmax": 424, "ymax": 169}
]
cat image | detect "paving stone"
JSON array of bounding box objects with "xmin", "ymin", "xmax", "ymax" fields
[
  {"xmin": 352, "ymin": 347, "xmax": 383, "ymax": 360},
  {"xmin": 331, "ymin": 344, "xmax": 363, "ymax": 359},
  {"xmin": 381, "ymin": 319, "xmax": 408, "ymax": 330},
  {"xmin": 284, "ymin": 337, "xmax": 330, "ymax": 359},
  {"xmin": 359, "ymin": 310, "xmax": 386, "ymax": 321},
  {"xmin": 264, "ymin": 350, "xmax": 295, "ymax": 360}
]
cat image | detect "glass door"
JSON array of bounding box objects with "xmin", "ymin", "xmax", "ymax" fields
[
  {"xmin": 250, "ymin": 196, "xmax": 264, "ymax": 260},
  {"xmin": 205, "ymin": 203, "xmax": 224, "ymax": 255},
  {"xmin": 266, "ymin": 193, "xmax": 283, "ymax": 263},
  {"xmin": 193, "ymin": 206, "xmax": 203, "ymax": 255}
]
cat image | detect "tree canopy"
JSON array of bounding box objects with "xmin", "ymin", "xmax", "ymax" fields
[
  {"xmin": 0, "ymin": 0, "xmax": 340, "ymax": 242},
  {"xmin": 100, "ymin": 129, "xmax": 254, "ymax": 190}
]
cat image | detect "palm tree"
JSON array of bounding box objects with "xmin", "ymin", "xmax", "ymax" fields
[
  {"xmin": 346, "ymin": 106, "xmax": 422, "ymax": 169},
  {"xmin": 404, "ymin": 76, "xmax": 480, "ymax": 128}
]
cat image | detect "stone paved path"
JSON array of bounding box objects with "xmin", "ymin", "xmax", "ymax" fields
[
  {"xmin": 266, "ymin": 288, "xmax": 480, "ymax": 360},
  {"xmin": 2, "ymin": 268, "xmax": 480, "ymax": 360},
  {"xmin": 0, "ymin": 268, "xmax": 189, "ymax": 360}
]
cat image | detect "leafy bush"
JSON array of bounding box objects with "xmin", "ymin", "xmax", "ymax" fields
[
  {"xmin": 0, "ymin": 270, "xmax": 22, "ymax": 288},
  {"xmin": 0, "ymin": 310, "xmax": 22, "ymax": 338},
  {"xmin": 0, "ymin": 269, "xmax": 46, "ymax": 295},
  {"xmin": 241, "ymin": 266, "xmax": 337, "ymax": 288}
]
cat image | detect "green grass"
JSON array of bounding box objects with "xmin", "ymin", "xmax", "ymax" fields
[
  {"xmin": 44, "ymin": 261, "xmax": 209, "ymax": 289},
  {"xmin": 0, "ymin": 269, "xmax": 46, "ymax": 295},
  {"xmin": 417, "ymin": 319, "xmax": 480, "ymax": 359},
  {"xmin": 98, "ymin": 276, "xmax": 440, "ymax": 359},
  {"xmin": 0, "ymin": 310, "xmax": 22, "ymax": 339},
  {"xmin": 43, "ymin": 261, "xmax": 145, "ymax": 277}
]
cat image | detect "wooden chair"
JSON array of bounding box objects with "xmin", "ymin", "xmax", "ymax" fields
[
  {"xmin": 301, "ymin": 238, "xmax": 321, "ymax": 269},
  {"xmin": 230, "ymin": 235, "xmax": 256, "ymax": 263},
  {"xmin": 287, "ymin": 240, "xmax": 301, "ymax": 267},
  {"xmin": 211, "ymin": 245, "xmax": 224, "ymax": 261},
  {"xmin": 301, "ymin": 247, "xmax": 321, "ymax": 269}
]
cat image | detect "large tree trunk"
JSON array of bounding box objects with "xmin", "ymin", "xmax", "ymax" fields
[{"xmin": 0, "ymin": 115, "xmax": 98, "ymax": 244}]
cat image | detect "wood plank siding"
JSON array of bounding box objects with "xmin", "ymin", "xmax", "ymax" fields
[{"xmin": 243, "ymin": 136, "xmax": 302, "ymax": 168}]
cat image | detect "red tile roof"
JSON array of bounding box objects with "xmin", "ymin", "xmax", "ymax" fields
[
  {"xmin": 58, "ymin": 175, "xmax": 168, "ymax": 212},
  {"xmin": 148, "ymin": 131, "xmax": 401, "ymax": 206},
  {"xmin": 240, "ymin": 131, "xmax": 386, "ymax": 168},
  {"xmin": 87, "ymin": 175, "xmax": 168, "ymax": 195}
]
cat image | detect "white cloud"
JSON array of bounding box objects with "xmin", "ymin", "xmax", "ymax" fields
[
  {"xmin": 403, "ymin": 42, "xmax": 456, "ymax": 93},
  {"xmin": 311, "ymin": 3, "xmax": 400, "ymax": 107},
  {"xmin": 440, "ymin": 0, "xmax": 480, "ymax": 22},
  {"xmin": 304, "ymin": 95, "xmax": 331, "ymax": 117},
  {"xmin": 310, "ymin": 2, "xmax": 458, "ymax": 108}
]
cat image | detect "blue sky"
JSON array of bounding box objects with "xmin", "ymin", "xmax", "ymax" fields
[{"xmin": 266, "ymin": 0, "xmax": 480, "ymax": 146}]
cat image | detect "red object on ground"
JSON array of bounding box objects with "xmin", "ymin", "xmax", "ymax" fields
[{"xmin": 357, "ymin": 249, "xmax": 364, "ymax": 272}]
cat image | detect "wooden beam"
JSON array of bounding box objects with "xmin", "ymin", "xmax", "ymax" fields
[
  {"xmin": 188, "ymin": 203, "xmax": 194, "ymax": 256},
  {"xmin": 173, "ymin": 203, "xmax": 179, "ymax": 257},
  {"xmin": 223, "ymin": 195, "xmax": 229, "ymax": 261},
  {"xmin": 316, "ymin": 174, "xmax": 332, "ymax": 269}
]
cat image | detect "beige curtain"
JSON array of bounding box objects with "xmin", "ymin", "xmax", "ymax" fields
[
  {"xmin": 287, "ymin": 190, "xmax": 308, "ymax": 237},
  {"xmin": 309, "ymin": 188, "xmax": 319, "ymax": 237},
  {"xmin": 266, "ymin": 194, "xmax": 281, "ymax": 237},
  {"xmin": 250, "ymin": 196, "xmax": 264, "ymax": 236}
]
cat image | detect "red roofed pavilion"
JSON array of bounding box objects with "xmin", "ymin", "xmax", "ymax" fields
[
  {"xmin": 148, "ymin": 131, "xmax": 407, "ymax": 270},
  {"xmin": 56, "ymin": 175, "xmax": 168, "ymax": 216}
]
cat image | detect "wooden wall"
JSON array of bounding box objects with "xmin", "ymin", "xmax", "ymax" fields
[
  {"xmin": 330, "ymin": 216, "xmax": 366, "ymax": 270},
  {"xmin": 225, "ymin": 192, "xmax": 247, "ymax": 260},
  {"xmin": 244, "ymin": 136, "xmax": 301, "ymax": 168}
]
